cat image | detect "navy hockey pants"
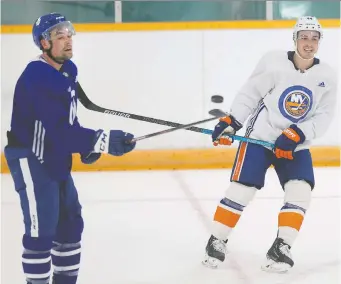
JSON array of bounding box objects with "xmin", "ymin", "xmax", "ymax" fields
[
  {"xmin": 230, "ymin": 142, "xmax": 315, "ymax": 190},
  {"xmin": 5, "ymin": 147, "xmax": 83, "ymax": 284}
]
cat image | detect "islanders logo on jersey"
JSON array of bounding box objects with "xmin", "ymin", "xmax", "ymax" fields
[{"xmin": 278, "ymin": 85, "xmax": 313, "ymax": 123}]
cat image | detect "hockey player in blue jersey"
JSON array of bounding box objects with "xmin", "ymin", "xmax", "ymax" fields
[{"xmin": 4, "ymin": 13, "xmax": 136, "ymax": 284}]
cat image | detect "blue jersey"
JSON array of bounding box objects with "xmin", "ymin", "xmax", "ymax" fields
[{"xmin": 7, "ymin": 56, "xmax": 96, "ymax": 180}]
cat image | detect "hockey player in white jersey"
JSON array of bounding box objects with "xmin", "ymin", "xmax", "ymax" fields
[{"xmin": 202, "ymin": 16, "xmax": 337, "ymax": 273}]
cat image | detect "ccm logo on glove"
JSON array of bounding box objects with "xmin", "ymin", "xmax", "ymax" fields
[
  {"xmin": 93, "ymin": 129, "xmax": 136, "ymax": 156},
  {"xmin": 99, "ymin": 132, "xmax": 108, "ymax": 152}
]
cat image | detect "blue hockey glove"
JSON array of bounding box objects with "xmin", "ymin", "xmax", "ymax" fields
[
  {"xmin": 274, "ymin": 124, "xmax": 305, "ymax": 160},
  {"xmin": 211, "ymin": 115, "xmax": 242, "ymax": 146},
  {"xmin": 93, "ymin": 129, "xmax": 136, "ymax": 156},
  {"xmin": 81, "ymin": 152, "xmax": 101, "ymax": 164}
]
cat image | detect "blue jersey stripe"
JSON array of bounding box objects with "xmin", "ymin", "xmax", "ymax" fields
[{"xmin": 246, "ymin": 100, "xmax": 265, "ymax": 137}]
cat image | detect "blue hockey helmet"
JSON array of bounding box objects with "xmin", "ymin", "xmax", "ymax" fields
[{"xmin": 32, "ymin": 12, "xmax": 75, "ymax": 49}]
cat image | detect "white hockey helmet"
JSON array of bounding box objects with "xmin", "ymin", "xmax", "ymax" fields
[{"xmin": 293, "ymin": 16, "xmax": 323, "ymax": 42}]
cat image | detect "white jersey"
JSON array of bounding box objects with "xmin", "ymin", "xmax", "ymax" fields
[{"xmin": 229, "ymin": 50, "xmax": 338, "ymax": 151}]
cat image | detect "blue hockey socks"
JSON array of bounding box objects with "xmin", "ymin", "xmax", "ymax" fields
[
  {"xmin": 22, "ymin": 235, "xmax": 53, "ymax": 284},
  {"xmin": 51, "ymin": 242, "xmax": 81, "ymax": 284},
  {"xmin": 51, "ymin": 215, "xmax": 84, "ymax": 284}
]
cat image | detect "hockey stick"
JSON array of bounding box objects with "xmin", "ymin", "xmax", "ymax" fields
[
  {"xmin": 77, "ymin": 85, "xmax": 274, "ymax": 148},
  {"xmin": 77, "ymin": 83, "xmax": 216, "ymax": 135},
  {"xmin": 208, "ymin": 109, "xmax": 275, "ymax": 149},
  {"xmin": 129, "ymin": 115, "xmax": 225, "ymax": 143}
]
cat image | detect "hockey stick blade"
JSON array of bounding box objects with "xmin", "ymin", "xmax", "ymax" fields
[{"xmin": 208, "ymin": 109, "xmax": 227, "ymax": 117}]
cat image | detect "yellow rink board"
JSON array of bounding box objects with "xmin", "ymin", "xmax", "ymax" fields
[
  {"xmin": 1, "ymin": 146, "xmax": 339, "ymax": 173},
  {"xmin": 1, "ymin": 19, "xmax": 340, "ymax": 33}
]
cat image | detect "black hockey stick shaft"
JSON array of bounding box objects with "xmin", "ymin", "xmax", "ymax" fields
[
  {"xmin": 77, "ymin": 84, "xmax": 213, "ymax": 135},
  {"xmin": 130, "ymin": 115, "xmax": 223, "ymax": 143}
]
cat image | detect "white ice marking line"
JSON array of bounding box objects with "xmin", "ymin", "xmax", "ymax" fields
[{"xmin": 172, "ymin": 171, "xmax": 252, "ymax": 284}]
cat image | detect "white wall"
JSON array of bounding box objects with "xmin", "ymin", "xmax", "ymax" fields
[{"xmin": 1, "ymin": 28, "xmax": 340, "ymax": 150}]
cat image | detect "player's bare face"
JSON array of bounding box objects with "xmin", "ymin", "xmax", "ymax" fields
[
  {"xmin": 296, "ymin": 30, "xmax": 320, "ymax": 60},
  {"xmin": 50, "ymin": 29, "xmax": 73, "ymax": 61}
]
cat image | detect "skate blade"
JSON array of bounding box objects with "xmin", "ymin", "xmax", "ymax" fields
[
  {"xmin": 202, "ymin": 253, "xmax": 222, "ymax": 269},
  {"xmin": 261, "ymin": 259, "xmax": 291, "ymax": 274}
]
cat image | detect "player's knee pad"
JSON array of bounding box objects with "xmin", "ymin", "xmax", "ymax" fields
[
  {"xmin": 284, "ymin": 179, "xmax": 312, "ymax": 211},
  {"xmin": 224, "ymin": 181, "xmax": 257, "ymax": 207},
  {"xmin": 55, "ymin": 214, "xmax": 84, "ymax": 244}
]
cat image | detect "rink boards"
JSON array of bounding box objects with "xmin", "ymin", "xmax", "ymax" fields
[
  {"xmin": 1, "ymin": 146, "xmax": 339, "ymax": 173},
  {"xmin": 1, "ymin": 19, "xmax": 340, "ymax": 33},
  {"xmin": 1, "ymin": 19, "xmax": 340, "ymax": 173}
]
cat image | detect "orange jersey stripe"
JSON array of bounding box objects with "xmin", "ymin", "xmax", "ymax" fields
[
  {"xmin": 232, "ymin": 142, "xmax": 248, "ymax": 181},
  {"xmin": 278, "ymin": 212, "xmax": 304, "ymax": 231},
  {"xmin": 214, "ymin": 206, "xmax": 241, "ymax": 228},
  {"xmin": 286, "ymin": 102, "xmax": 307, "ymax": 107}
]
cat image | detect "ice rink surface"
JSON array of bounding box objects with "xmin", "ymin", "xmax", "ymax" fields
[{"xmin": 1, "ymin": 167, "xmax": 340, "ymax": 284}]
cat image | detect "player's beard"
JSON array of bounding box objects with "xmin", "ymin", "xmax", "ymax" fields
[
  {"xmin": 45, "ymin": 41, "xmax": 72, "ymax": 64},
  {"xmin": 57, "ymin": 51, "xmax": 73, "ymax": 62},
  {"xmin": 46, "ymin": 49, "xmax": 66, "ymax": 64}
]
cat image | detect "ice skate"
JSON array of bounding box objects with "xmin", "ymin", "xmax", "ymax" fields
[
  {"xmin": 261, "ymin": 238, "xmax": 294, "ymax": 273},
  {"xmin": 202, "ymin": 235, "xmax": 227, "ymax": 268}
]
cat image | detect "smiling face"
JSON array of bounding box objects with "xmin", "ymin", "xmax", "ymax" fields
[{"xmin": 296, "ymin": 30, "xmax": 320, "ymax": 60}]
